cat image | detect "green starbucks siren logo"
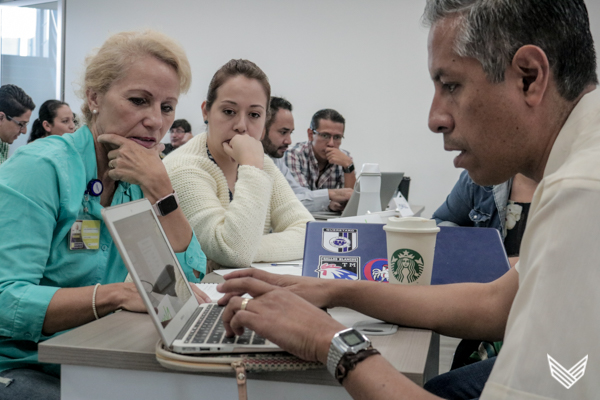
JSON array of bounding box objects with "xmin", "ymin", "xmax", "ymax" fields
[{"xmin": 390, "ymin": 249, "xmax": 424, "ymax": 283}]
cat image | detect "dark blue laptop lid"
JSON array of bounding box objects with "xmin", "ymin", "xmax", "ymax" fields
[{"xmin": 302, "ymin": 222, "xmax": 510, "ymax": 284}]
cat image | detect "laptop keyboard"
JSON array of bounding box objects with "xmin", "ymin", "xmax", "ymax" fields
[{"xmin": 183, "ymin": 304, "xmax": 266, "ymax": 345}]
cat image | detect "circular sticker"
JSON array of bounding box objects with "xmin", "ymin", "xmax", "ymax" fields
[
  {"xmin": 363, "ymin": 258, "xmax": 389, "ymax": 282},
  {"xmin": 390, "ymin": 249, "xmax": 425, "ymax": 283}
]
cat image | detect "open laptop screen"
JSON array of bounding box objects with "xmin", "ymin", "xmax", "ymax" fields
[{"xmin": 113, "ymin": 210, "xmax": 193, "ymax": 327}]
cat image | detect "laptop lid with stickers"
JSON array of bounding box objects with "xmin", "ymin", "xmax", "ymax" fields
[{"xmin": 302, "ymin": 222, "xmax": 510, "ymax": 284}]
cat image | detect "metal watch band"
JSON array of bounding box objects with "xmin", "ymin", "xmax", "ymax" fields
[{"xmin": 327, "ymin": 340, "xmax": 346, "ymax": 377}]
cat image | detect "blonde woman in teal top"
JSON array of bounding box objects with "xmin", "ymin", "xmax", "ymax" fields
[{"xmin": 0, "ymin": 31, "xmax": 208, "ymax": 399}]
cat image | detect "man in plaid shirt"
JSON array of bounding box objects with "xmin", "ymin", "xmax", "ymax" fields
[
  {"xmin": 284, "ymin": 109, "xmax": 356, "ymax": 210},
  {"xmin": 0, "ymin": 85, "xmax": 35, "ymax": 165}
]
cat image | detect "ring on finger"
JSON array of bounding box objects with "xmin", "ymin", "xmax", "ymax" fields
[
  {"xmin": 109, "ymin": 160, "xmax": 116, "ymax": 169},
  {"xmin": 240, "ymin": 298, "xmax": 250, "ymax": 311}
]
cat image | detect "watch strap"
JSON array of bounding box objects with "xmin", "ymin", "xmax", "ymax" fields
[
  {"xmin": 342, "ymin": 163, "xmax": 355, "ymax": 174},
  {"xmin": 334, "ymin": 347, "xmax": 380, "ymax": 384}
]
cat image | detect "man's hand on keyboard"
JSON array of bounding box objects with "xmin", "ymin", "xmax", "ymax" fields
[
  {"xmin": 218, "ymin": 277, "xmax": 345, "ymax": 364},
  {"xmin": 217, "ymin": 269, "xmax": 334, "ymax": 309}
]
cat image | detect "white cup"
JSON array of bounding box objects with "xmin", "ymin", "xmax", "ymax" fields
[{"xmin": 383, "ymin": 217, "xmax": 440, "ymax": 285}]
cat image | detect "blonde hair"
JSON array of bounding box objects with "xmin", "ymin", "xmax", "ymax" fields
[{"xmin": 80, "ymin": 30, "xmax": 192, "ymax": 123}]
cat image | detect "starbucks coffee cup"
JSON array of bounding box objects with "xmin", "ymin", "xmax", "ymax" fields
[{"xmin": 383, "ymin": 217, "xmax": 440, "ymax": 285}]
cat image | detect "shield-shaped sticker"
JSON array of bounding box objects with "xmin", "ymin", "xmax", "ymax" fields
[{"xmin": 322, "ymin": 228, "xmax": 358, "ymax": 253}]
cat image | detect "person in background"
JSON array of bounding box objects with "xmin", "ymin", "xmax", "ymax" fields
[
  {"xmin": 263, "ymin": 96, "xmax": 352, "ymax": 212},
  {"xmin": 162, "ymin": 118, "xmax": 191, "ymax": 156},
  {"xmin": 285, "ymin": 108, "xmax": 356, "ymax": 194},
  {"xmin": 164, "ymin": 59, "xmax": 312, "ymax": 269},
  {"xmin": 217, "ymin": 1, "xmax": 600, "ymax": 399},
  {"xmin": 0, "ymin": 30, "xmax": 208, "ymax": 399},
  {"xmin": 27, "ymin": 100, "xmax": 76, "ymax": 143},
  {"xmin": 0, "ymin": 84, "xmax": 35, "ymax": 164},
  {"xmin": 434, "ymin": 172, "xmax": 537, "ymax": 263}
]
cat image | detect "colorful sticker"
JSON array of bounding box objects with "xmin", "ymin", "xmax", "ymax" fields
[
  {"xmin": 322, "ymin": 228, "xmax": 358, "ymax": 253},
  {"xmin": 316, "ymin": 256, "xmax": 360, "ymax": 280},
  {"xmin": 363, "ymin": 258, "xmax": 389, "ymax": 282}
]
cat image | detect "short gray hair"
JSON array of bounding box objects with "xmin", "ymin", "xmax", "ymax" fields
[{"xmin": 423, "ymin": 0, "xmax": 598, "ymax": 101}]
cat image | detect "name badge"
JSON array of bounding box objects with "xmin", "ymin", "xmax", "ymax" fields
[{"xmin": 69, "ymin": 220, "xmax": 101, "ymax": 250}]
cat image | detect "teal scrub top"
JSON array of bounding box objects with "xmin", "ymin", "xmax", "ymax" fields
[{"xmin": 0, "ymin": 126, "xmax": 206, "ymax": 375}]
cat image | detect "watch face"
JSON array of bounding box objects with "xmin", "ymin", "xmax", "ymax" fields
[
  {"xmin": 159, "ymin": 195, "xmax": 178, "ymax": 215},
  {"xmin": 340, "ymin": 329, "xmax": 366, "ymax": 346}
]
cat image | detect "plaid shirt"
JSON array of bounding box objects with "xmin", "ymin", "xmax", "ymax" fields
[
  {"xmin": 0, "ymin": 140, "xmax": 8, "ymax": 165},
  {"xmin": 284, "ymin": 141, "xmax": 351, "ymax": 190}
]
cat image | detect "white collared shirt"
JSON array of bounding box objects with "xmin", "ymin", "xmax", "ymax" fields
[{"xmin": 483, "ymin": 89, "xmax": 600, "ymax": 399}]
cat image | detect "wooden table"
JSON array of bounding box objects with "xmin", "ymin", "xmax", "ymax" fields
[{"xmin": 39, "ymin": 302, "xmax": 438, "ymax": 399}]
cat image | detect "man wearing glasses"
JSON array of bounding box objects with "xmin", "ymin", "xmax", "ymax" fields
[
  {"xmin": 285, "ymin": 109, "xmax": 356, "ymax": 210},
  {"xmin": 0, "ymin": 84, "xmax": 35, "ymax": 165},
  {"xmin": 162, "ymin": 119, "xmax": 192, "ymax": 157},
  {"xmin": 264, "ymin": 98, "xmax": 353, "ymax": 212}
]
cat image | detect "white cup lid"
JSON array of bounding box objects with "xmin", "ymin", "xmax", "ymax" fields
[
  {"xmin": 383, "ymin": 217, "xmax": 440, "ymax": 233},
  {"xmin": 360, "ymin": 163, "xmax": 380, "ymax": 175}
]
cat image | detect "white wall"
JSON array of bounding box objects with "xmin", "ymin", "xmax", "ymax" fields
[{"xmin": 63, "ymin": 0, "xmax": 600, "ymax": 218}]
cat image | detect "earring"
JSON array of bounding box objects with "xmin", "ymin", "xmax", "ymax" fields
[
  {"xmin": 204, "ymin": 120, "xmax": 208, "ymax": 124},
  {"xmin": 92, "ymin": 109, "xmax": 98, "ymax": 115}
]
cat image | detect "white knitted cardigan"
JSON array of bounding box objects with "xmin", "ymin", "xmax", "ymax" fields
[{"xmin": 163, "ymin": 132, "xmax": 313, "ymax": 267}]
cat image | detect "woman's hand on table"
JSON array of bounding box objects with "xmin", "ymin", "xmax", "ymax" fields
[
  {"xmin": 222, "ymin": 134, "xmax": 264, "ymax": 169},
  {"xmin": 110, "ymin": 282, "xmax": 148, "ymax": 313},
  {"xmin": 218, "ymin": 277, "xmax": 344, "ymax": 364},
  {"xmin": 44, "ymin": 282, "xmax": 148, "ymax": 335}
]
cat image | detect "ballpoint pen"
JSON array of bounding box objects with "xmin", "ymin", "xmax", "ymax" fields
[{"xmin": 270, "ymin": 263, "xmax": 302, "ymax": 267}]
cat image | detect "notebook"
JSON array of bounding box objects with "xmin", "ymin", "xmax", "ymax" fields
[
  {"xmin": 102, "ymin": 199, "xmax": 280, "ymax": 354},
  {"xmin": 302, "ymin": 221, "xmax": 510, "ymax": 284},
  {"xmin": 311, "ymin": 172, "xmax": 404, "ymax": 219}
]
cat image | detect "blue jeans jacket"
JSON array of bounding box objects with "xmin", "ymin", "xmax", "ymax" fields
[{"xmin": 432, "ymin": 170, "xmax": 512, "ymax": 238}]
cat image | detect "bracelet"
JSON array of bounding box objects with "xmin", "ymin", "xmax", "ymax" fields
[
  {"xmin": 92, "ymin": 283, "xmax": 101, "ymax": 320},
  {"xmin": 335, "ymin": 348, "xmax": 380, "ymax": 384}
]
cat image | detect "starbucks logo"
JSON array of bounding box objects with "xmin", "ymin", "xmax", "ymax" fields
[{"xmin": 390, "ymin": 249, "xmax": 424, "ymax": 283}]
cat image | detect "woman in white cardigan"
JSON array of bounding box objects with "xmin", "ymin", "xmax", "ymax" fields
[{"xmin": 164, "ymin": 59, "xmax": 313, "ymax": 268}]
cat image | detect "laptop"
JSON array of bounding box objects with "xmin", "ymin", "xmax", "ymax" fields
[
  {"xmin": 102, "ymin": 199, "xmax": 280, "ymax": 354},
  {"xmin": 311, "ymin": 172, "xmax": 404, "ymax": 220},
  {"xmin": 302, "ymin": 221, "xmax": 510, "ymax": 284}
]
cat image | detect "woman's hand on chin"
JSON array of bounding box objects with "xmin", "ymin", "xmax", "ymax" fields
[
  {"xmin": 222, "ymin": 134, "xmax": 264, "ymax": 169},
  {"xmin": 97, "ymin": 133, "xmax": 172, "ymax": 200}
]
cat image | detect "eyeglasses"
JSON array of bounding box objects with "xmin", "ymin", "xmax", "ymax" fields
[
  {"xmin": 6, "ymin": 115, "xmax": 28, "ymax": 130},
  {"xmin": 170, "ymin": 129, "xmax": 186, "ymax": 135},
  {"xmin": 313, "ymin": 129, "xmax": 344, "ymax": 142}
]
